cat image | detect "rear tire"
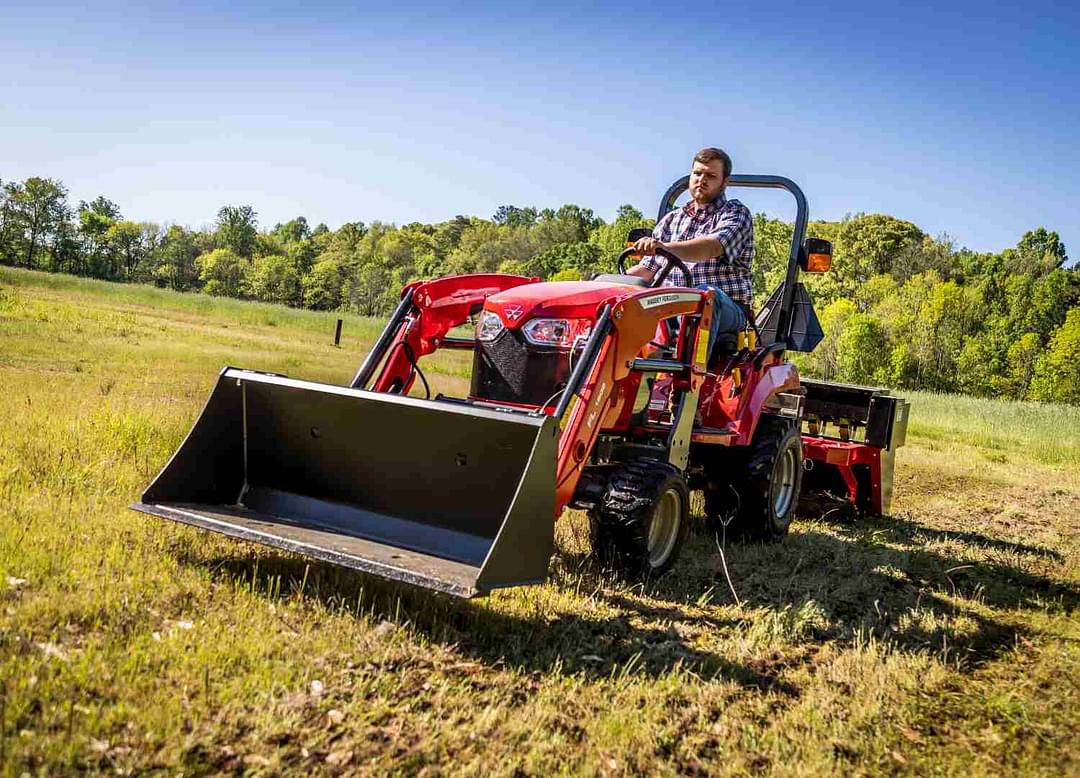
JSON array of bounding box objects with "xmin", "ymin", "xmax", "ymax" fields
[
  {"xmin": 705, "ymin": 416, "xmax": 803, "ymax": 542},
  {"xmin": 589, "ymin": 459, "xmax": 690, "ymax": 579}
]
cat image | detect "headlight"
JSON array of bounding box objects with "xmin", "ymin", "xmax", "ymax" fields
[
  {"xmin": 476, "ymin": 310, "xmax": 505, "ymax": 342},
  {"xmin": 522, "ymin": 318, "xmax": 592, "ymax": 347}
]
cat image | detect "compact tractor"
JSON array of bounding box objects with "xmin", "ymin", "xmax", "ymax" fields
[{"xmin": 133, "ymin": 175, "xmax": 909, "ymax": 597}]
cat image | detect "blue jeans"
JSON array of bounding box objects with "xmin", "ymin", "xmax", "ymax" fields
[{"xmin": 695, "ymin": 284, "xmax": 747, "ymax": 362}]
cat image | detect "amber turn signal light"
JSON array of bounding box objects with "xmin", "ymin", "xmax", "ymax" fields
[
  {"xmin": 801, "ymin": 238, "xmax": 833, "ymax": 273},
  {"xmin": 806, "ymin": 252, "xmax": 832, "ymax": 272}
]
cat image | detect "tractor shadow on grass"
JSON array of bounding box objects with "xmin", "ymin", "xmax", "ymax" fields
[
  {"xmin": 638, "ymin": 510, "xmax": 1079, "ymax": 669},
  {"xmin": 171, "ymin": 502, "xmax": 1077, "ymax": 685},
  {"xmin": 801, "ymin": 493, "xmax": 1065, "ymax": 561},
  {"xmin": 175, "ymin": 541, "xmax": 795, "ymax": 693}
]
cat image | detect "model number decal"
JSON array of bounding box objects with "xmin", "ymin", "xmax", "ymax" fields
[{"xmin": 638, "ymin": 292, "xmax": 699, "ymax": 310}]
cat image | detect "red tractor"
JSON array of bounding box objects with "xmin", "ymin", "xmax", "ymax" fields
[{"xmin": 134, "ymin": 175, "xmax": 908, "ymax": 597}]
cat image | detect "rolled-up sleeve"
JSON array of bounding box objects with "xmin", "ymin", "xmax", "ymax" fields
[
  {"xmin": 640, "ymin": 255, "xmax": 661, "ymax": 272},
  {"xmin": 709, "ymin": 204, "xmax": 753, "ymax": 267}
]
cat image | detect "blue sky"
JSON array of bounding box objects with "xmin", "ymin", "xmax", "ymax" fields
[{"xmin": 2, "ymin": 1, "xmax": 1078, "ymax": 257}]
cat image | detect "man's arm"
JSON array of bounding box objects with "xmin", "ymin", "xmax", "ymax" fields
[
  {"xmin": 632, "ymin": 235, "xmax": 725, "ymax": 263},
  {"xmin": 633, "ymin": 203, "xmax": 753, "ymax": 269}
]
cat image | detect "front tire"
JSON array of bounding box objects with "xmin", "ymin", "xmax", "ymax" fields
[{"xmin": 589, "ymin": 459, "xmax": 690, "ymax": 579}]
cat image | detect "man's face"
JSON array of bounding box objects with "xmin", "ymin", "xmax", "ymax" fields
[{"xmin": 688, "ymin": 159, "xmax": 728, "ymax": 205}]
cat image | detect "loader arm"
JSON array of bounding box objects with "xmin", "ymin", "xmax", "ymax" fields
[
  {"xmin": 553, "ymin": 287, "xmax": 713, "ymax": 513},
  {"xmin": 352, "ymin": 274, "xmax": 540, "ymax": 395}
]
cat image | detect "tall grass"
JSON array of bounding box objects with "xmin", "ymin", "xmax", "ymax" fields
[
  {"xmin": 906, "ymin": 389, "xmax": 1080, "ymax": 467},
  {"xmin": 0, "ymin": 265, "xmax": 383, "ymax": 340}
]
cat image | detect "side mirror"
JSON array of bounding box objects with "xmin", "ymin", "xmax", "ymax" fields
[{"xmin": 800, "ymin": 238, "xmax": 832, "ymax": 272}]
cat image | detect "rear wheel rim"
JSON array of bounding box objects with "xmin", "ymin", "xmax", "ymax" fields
[
  {"xmin": 647, "ymin": 488, "xmax": 682, "ymax": 568},
  {"xmin": 770, "ymin": 442, "xmax": 798, "ymax": 518}
]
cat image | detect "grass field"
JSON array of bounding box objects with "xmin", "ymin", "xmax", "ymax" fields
[{"xmin": 1, "ymin": 266, "xmax": 1077, "ymax": 776}]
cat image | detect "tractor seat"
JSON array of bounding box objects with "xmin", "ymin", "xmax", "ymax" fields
[{"xmin": 591, "ymin": 273, "xmax": 650, "ymax": 287}]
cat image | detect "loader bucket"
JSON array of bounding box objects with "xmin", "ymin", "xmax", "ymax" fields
[{"xmin": 132, "ymin": 368, "xmax": 559, "ymax": 598}]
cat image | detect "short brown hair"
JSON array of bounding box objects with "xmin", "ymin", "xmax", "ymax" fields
[{"xmin": 693, "ymin": 147, "xmax": 732, "ymax": 178}]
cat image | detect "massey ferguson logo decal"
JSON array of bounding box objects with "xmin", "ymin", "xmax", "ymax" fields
[
  {"xmin": 504, "ymin": 304, "xmax": 525, "ymax": 321},
  {"xmin": 639, "ymin": 292, "xmax": 700, "ymax": 310}
]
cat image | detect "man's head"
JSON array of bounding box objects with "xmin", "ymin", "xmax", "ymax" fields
[{"xmin": 689, "ymin": 147, "xmax": 731, "ymax": 206}]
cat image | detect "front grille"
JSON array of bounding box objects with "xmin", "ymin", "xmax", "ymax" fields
[{"xmin": 471, "ymin": 330, "xmax": 569, "ymax": 406}]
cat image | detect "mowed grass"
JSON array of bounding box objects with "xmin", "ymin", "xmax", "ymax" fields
[{"xmin": 1, "ymin": 267, "xmax": 1077, "ymax": 776}]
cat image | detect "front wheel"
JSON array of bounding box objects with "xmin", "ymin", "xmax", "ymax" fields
[{"xmin": 589, "ymin": 459, "xmax": 690, "ymax": 579}]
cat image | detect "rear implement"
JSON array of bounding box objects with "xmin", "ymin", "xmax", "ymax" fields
[{"xmin": 800, "ymin": 379, "xmax": 910, "ymax": 517}]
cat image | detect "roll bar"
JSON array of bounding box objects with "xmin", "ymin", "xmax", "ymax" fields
[{"xmin": 657, "ymin": 174, "xmax": 809, "ymax": 351}]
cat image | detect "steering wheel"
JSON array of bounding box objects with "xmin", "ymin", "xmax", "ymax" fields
[{"xmin": 617, "ymin": 246, "xmax": 693, "ymax": 288}]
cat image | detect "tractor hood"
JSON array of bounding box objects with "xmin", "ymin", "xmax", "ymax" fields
[{"xmin": 484, "ymin": 280, "xmax": 631, "ymax": 327}]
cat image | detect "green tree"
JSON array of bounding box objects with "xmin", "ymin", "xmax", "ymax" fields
[
  {"xmin": 215, "ymin": 205, "xmax": 258, "ymax": 258},
  {"xmin": 867, "ymin": 271, "xmax": 974, "ymax": 391},
  {"xmin": 107, "ymin": 221, "xmax": 156, "ymax": 280},
  {"xmin": 48, "ymin": 207, "xmax": 80, "ymax": 275},
  {"xmin": 1012, "ymin": 227, "xmax": 1068, "ymax": 275},
  {"xmin": 443, "ymin": 219, "xmax": 531, "ymax": 275},
  {"xmin": 492, "ymin": 205, "xmax": 538, "ymax": 227},
  {"xmin": 269, "ymin": 216, "xmax": 317, "ymax": 274},
  {"xmin": 153, "ymin": 226, "xmax": 200, "ymax": 291},
  {"xmin": 246, "ymin": 254, "xmax": 302, "ymax": 306},
  {"xmin": 1029, "ymin": 309, "xmax": 1080, "ymax": 404},
  {"xmin": 78, "ymin": 197, "xmax": 121, "ymax": 278},
  {"xmin": 891, "ymin": 234, "xmax": 957, "ymax": 283},
  {"xmin": 432, "ymin": 215, "xmax": 470, "ymax": 264},
  {"xmin": 751, "ymin": 214, "xmax": 794, "ymax": 299},
  {"xmin": 305, "ymin": 221, "xmax": 368, "ymax": 311},
  {"xmin": 532, "ymin": 204, "xmax": 601, "ymax": 253},
  {"xmin": 303, "ymin": 258, "xmax": 345, "ymax": 310},
  {"xmin": 272, "ymin": 216, "xmax": 312, "ymax": 244},
  {"xmin": 955, "ymin": 334, "xmax": 999, "ymax": 397},
  {"xmin": 884, "ymin": 342, "xmax": 921, "ymax": 388},
  {"xmin": 197, "ymin": 248, "xmax": 246, "ymax": 297},
  {"xmin": 338, "ymin": 222, "xmax": 397, "ymax": 316},
  {"xmin": 1025, "ymin": 269, "xmax": 1079, "ymax": 341},
  {"xmin": 0, "ymin": 180, "xmax": 24, "ymax": 266},
  {"xmin": 836, "ymin": 313, "xmax": 889, "ymax": 384},
  {"xmin": 815, "ymin": 214, "xmax": 923, "ymax": 302},
  {"xmin": 526, "ymin": 241, "xmax": 601, "ymax": 278},
  {"xmin": 803, "ymin": 298, "xmax": 857, "ymax": 380},
  {"xmin": 854, "ymin": 274, "xmax": 898, "ymax": 312},
  {"xmin": 921, "ymin": 279, "xmax": 975, "ymax": 391},
  {"xmin": 1005, "ymin": 332, "xmax": 1041, "ymax": 398},
  {"xmin": 5, "ymin": 177, "xmax": 69, "ymax": 269}
]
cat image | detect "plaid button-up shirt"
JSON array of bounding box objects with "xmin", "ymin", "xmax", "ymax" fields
[{"xmin": 639, "ymin": 193, "xmax": 754, "ymax": 304}]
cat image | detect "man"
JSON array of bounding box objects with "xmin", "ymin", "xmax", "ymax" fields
[{"xmin": 627, "ymin": 147, "xmax": 753, "ymax": 358}]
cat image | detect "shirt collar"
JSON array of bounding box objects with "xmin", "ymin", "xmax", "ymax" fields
[{"xmin": 683, "ymin": 191, "xmax": 727, "ymax": 216}]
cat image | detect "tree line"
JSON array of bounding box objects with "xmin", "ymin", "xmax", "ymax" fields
[{"xmin": 2, "ymin": 175, "xmax": 1077, "ymax": 404}]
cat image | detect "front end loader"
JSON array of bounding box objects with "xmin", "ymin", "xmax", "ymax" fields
[{"xmin": 133, "ymin": 174, "xmax": 908, "ymax": 597}]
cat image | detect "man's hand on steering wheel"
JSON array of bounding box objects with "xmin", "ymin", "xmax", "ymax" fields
[
  {"xmin": 632, "ymin": 236, "xmax": 664, "ymax": 256},
  {"xmin": 617, "ymin": 244, "xmax": 692, "ymax": 288}
]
